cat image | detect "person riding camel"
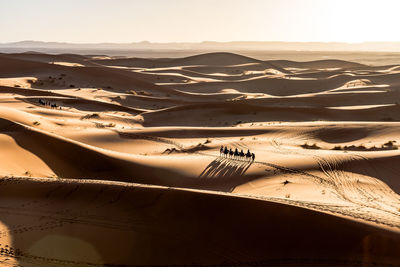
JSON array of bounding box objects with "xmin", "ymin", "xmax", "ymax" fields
[{"xmin": 224, "ymin": 147, "xmax": 229, "ymax": 157}]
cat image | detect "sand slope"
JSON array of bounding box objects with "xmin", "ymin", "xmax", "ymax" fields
[
  {"xmin": 0, "ymin": 51, "xmax": 400, "ymax": 266},
  {"xmin": 0, "ymin": 177, "xmax": 399, "ymax": 266}
]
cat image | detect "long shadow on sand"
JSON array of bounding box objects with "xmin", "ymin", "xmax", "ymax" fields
[
  {"xmin": 197, "ymin": 157, "xmax": 253, "ymax": 192},
  {"xmin": 199, "ymin": 157, "xmax": 252, "ymax": 179}
]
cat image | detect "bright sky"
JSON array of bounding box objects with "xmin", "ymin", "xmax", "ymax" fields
[{"xmin": 1, "ymin": 0, "xmax": 400, "ymax": 43}]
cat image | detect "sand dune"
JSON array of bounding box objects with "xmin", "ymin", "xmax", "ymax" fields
[
  {"xmin": 138, "ymin": 102, "xmax": 400, "ymax": 127},
  {"xmin": 170, "ymin": 74, "xmax": 366, "ymax": 95},
  {"xmin": 0, "ymin": 177, "xmax": 399, "ymax": 266},
  {"xmin": 93, "ymin": 52, "xmax": 262, "ymax": 67},
  {"xmin": 0, "ymin": 115, "xmax": 193, "ymax": 184},
  {"xmin": 0, "ymin": 52, "xmax": 93, "ymax": 66},
  {"xmin": 269, "ymin": 59, "xmax": 366, "ymax": 69},
  {"xmin": 0, "ymin": 54, "xmax": 180, "ymax": 96},
  {"xmin": 0, "ymin": 51, "xmax": 400, "ymax": 266}
]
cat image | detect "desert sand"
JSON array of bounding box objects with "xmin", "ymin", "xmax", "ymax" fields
[{"xmin": 0, "ymin": 51, "xmax": 399, "ymax": 266}]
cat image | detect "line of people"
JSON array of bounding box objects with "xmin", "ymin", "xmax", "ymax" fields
[
  {"xmin": 38, "ymin": 99, "xmax": 62, "ymax": 109},
  {"xmin": 220, "ymin": 146, "xmax": 255, "ymax": 161}
]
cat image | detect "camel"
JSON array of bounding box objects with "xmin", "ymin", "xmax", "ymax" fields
[
  {"xmin": 223, "ymin": 147, "xmax": 229, "ymax": 157},
  {"xmin": 246, "ymin": 150, "xmax": 252, "ymax": 161},
  {"xmin": 220, "ymin": 145, "xmax": 255, "ymax": 161},
  {"xmin": 234, "ymin": 148, "xmax": 239, "ymax": 159},
  {"xmin": 240, "ymin": 149, "xmax": 245, "ymax": 160}
]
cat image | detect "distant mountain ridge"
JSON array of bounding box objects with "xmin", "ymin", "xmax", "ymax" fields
[{"xmin": 2, "ymin": 40, "xmax": 400, "ymax": 52}]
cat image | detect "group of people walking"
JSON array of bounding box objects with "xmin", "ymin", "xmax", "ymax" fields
[
  {"xmin": 220, "ymin": 146, "xmax": 255, "ymax": 161},
  {"xmin": 38, "ymin": 99, "xmax": 61, "ymax": 109}
]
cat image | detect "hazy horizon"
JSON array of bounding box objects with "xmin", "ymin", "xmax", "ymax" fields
[
  {"xmin": 4, "ymin": 40, "xmax": 400, "ymax": 45},
  {"xmin": 2, "ymin": 0, "xmax": 400, "ymax": 44}
]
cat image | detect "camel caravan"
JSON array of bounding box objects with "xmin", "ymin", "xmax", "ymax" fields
[
  {"xmin": 220, "ymin": 146, "xmax": 255, "ymax": 161},
  {"xmin": 38, "ymin": 99, "xmax": 62, "ymax": 110}
]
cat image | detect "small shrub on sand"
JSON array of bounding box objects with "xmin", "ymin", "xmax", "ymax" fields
[
  {"xmin": 341, "ymin": 145, "xmax": 363, "ymax": 151},
  {"xmin": 95, "ymin": 123, "xmax": 105, "ymax": 128},
  {"xmin": 384, "ymin": 140, "xmax": 396, "ymax": 146},
  {"xmin": 93, "ymin": 122, "xmax": 115, "ymax": 128},
  {"xmin": 33, "ymin": 121, "xmax": 40, "ymax": 126},
  {"xmin": 163, "ymin": 148, "xmax": 179, "ymax": 154},
  {"xmin": 333, "ymin": 141, "xmax": 398, "ymax": 151},
  {"xmin": 383, "ymin": 140, "xmax": 397, "ymax": 149},
  {"xmin": 285, "ymin": 193, "xmax": 291, "ymax": 198},
  {"xmin": 105, "ymin": 122, "xmax": 116, "ymax": 127},
  {"xmin": 301, "ymin": 143, "xmax": 320, "ymax": 149},
  {"xmin": 80, "ymin": 113, "xmax": 100, "ymax": 120}
]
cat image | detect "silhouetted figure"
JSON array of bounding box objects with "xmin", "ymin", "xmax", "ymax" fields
[
  {"xmin": 38, "ymin": 99, "xmax": 45, "ymax": 105},
  {"xmin": 229, "ymin": 148, "xmax": 234, "ymax": 158},
  {"xmin": 240, "ymin": 149, "xmax": 245, "ymax": 160},
  {"xmin": 246, "ymin": 150, "xmax": 252, "ymax": 161},
  {"xmin": 234, "ymin": 148, "xmax": 239, "ymax": 159},
  {"xmin": 220, "ymin": 146, "xmax": 224, "ymax": 156},
  {"xmin": 252, "ymin": 153, "xmax": 255, "ymax": 161},
  {"xmin": 224, "ymin": 147, "xmax": 229, "ymax": 157},
  {"xmin": 51, "ymin": 103, "xmax": 57, "ymax": 108}
]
